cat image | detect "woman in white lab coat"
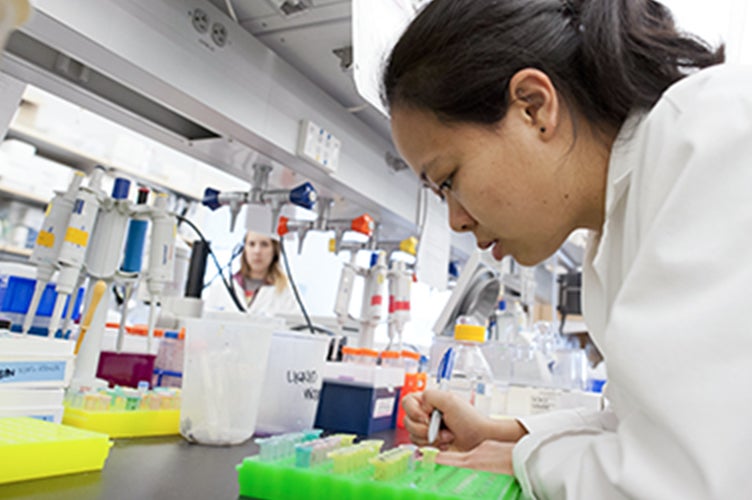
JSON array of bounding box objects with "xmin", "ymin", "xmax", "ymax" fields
[
  {"xmin": 204, "ymin": 230, "xmax": 298, "ymax": 318},
  {"xmin": 385, "ymin": 0, "xmax": 752, "ymax": 498}
]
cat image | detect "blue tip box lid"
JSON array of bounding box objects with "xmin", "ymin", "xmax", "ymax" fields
[{"xmin": 0, "ymin": 275, "xmax": 84, "ymax": 320}]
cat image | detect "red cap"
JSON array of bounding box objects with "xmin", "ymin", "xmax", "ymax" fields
[
  {"xmin": 277, "ymin": 216, "xmax": 289, "ymax": 237},
  {"xmin": 351, "ymin": 214, "xmax": 374, "ymax": 237}
]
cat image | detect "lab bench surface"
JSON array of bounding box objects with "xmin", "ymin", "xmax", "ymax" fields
[{"xmin": 0, "ymin": 428, "xmax": 412, "ymax": 500}]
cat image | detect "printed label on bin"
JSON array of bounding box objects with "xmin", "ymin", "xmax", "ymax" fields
[
  {"xmin": 372, "ymin": 397, "xmax": 395, "ymax": 419},
  {"xmin": 0, "ymin": 361, "xmax": 67, "ymax": 384}
]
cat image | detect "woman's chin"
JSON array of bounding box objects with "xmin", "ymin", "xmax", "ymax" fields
[{"xmin": 518, "ymin": 253, "xmax": 555, "ymax": 267}]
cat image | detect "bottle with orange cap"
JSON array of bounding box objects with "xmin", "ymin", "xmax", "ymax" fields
[
  {"xmin": 358, "ymin": 348, "xmax": 380, "ymax": 366},
  {"xmin": 446, "ymin": 316, "xmax": 495, "ymax": 416},
  {"xmin": 379, "ymin": 350, "xmax": 403, "ymax": 368},
  {"xmin": 341, "ymin": 346, "xmax": 360, "ymax": 364}
]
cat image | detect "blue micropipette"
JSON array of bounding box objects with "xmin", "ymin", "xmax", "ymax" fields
[{"xmin": 427, "ymin": 347, "xmax": 455, "ymax": 444}]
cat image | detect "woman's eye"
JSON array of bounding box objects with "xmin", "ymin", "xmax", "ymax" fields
[
  {"xmin": 439, "ymin": 175, "xmax": 454, "ymax": 194},
  {"xmin": 420, "ymin": 172, "xmax": 454, "ymax": 201}
]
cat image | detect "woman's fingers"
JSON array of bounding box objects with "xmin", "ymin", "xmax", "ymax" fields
[{"xmin": 435, "ymin": 440, "xmax": 516, "ymax": 475}]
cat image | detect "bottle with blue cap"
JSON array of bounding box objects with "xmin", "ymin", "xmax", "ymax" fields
[
  {"xmin": 484, "ymin": 301, "xmax": 517, "ymax": 416},
  {"xmin": 491, "ymin": 300, "xmax": 517, "ymax": 343},
  {"xmin": 447, "ymin": 315, "xmax": 494, "ymax": 416}
]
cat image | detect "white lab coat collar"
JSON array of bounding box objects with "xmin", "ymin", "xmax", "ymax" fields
[
  {"xmin": 604, "ymin": 112, "xmax": 645, "ymax": 219},
  {"xmin": 583, "ymin": 112, "xmax": 646, "ymax": 351},
  {"xmin": 589, "ymin": 113, "xmax": 645, "ymax": 281}
]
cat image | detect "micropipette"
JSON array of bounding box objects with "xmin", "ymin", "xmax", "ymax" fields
[
  {"xmin": 22, "ymin": 172, "xmax": 84, "ymax": 335},
  {"xmin": 145, "ymin": 193, "xmax": 176, "ymax": 352},
  {"xmin": 358, "ymin": 250, "xmax": 387, "ymax": 349},
  {"xmin": 47, "ymin": 168, "xmax": 105, "ymax": 338},
  {"xmin": 116, "ymin": 187, "xmax": 150, "ymax": 352}
]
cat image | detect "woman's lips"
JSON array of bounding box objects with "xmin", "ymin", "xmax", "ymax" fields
[
  {"xmin": 477, "ymin": 240, "xmax": 495, "ymax": 251},
  {"xmin": 477, "ymin": 239, "xmax": 505, "ymax": 260}
]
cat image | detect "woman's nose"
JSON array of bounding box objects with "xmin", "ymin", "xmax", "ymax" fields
[{"xmin": 446, "ymin": 193, "xmax": 475, "ymax": 232}]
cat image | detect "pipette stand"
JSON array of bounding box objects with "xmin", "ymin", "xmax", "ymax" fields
[{"xmin": 71, "ymin": 287, "xmax": 110, "ymax": 389}]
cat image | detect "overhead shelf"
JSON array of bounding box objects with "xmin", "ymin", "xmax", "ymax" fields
[
  {"xmin": 6, "ymin": 123, "xmax": 203, "ymax": 202},
  {"xmin": 0, "ymin": 184, "xmax": 49, "ymax": 207},
  {"xmin": 0, "ymin": 244, "xmax": 32, "ymax": 256},
  {"xmin": 6, "ymin": 124, "xmax": 99, "ymax": 173},
  {"xmin": 0, "ymin": 244, "xmax": 32, "ymax": 263}
]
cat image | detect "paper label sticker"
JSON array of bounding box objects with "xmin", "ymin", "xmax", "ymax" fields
[
  {"xmin": 65, "ymin": 227, "xmax": 89, "ymax": 247},
  {"xmin": 0, "ymin": 361, "xmax": 67, "ymax": 384},
  {"xmin": 36, "ymin": 230, "xmax": 55, "ymax": 248},
  {"xmin": 373, "ymin": 397, "xmax": 395, "ymax": 419}
]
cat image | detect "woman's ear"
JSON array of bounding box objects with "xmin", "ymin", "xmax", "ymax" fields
[{"xmin": 508, "ymin": 68, "xmax": 560, "ymax": 139}]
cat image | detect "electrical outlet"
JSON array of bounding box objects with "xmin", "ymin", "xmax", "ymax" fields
[
  {"xmin": 267, "ymin": 0, "xmax": 313, "ymax": 17},
  {"xmin": 297, "ymin": 120, "xmax": 341, "ymax": 174},
  {"xmin": 211, "ymin": 22, "xmax": 228, "ymax": 47},
  {"xmin": 191, "ymin": 8, "xmax": 209, "ymax": 33}
]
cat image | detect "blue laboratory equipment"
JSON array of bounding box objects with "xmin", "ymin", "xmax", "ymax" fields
[{"xmin": 202, "ymin": 163, "xmax": 317, "ymax": 232}]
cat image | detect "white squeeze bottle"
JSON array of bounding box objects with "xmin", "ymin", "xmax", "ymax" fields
[{"xmin": 448, "ymin": 317, "xmax": 495, "ymax": 416}]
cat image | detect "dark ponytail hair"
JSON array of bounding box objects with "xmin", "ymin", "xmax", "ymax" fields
[{"xmin": 382, "ymin": 0, "xmax": 724, "ymax": 131}]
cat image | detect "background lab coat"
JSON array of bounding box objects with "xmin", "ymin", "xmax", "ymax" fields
[
  {"xmin": 203, "ymin": 272, "xmax": 300, "ymax": 319},
  {"xmin": 513, "ymin": 64, "xmax": 752, "ymax": 498}
]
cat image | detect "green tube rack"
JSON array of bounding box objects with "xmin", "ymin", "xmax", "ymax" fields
[{"xmin": 237, "ymin": 445, "xmax": 521, "ymax": 500}]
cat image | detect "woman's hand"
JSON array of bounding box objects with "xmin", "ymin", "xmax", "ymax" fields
[
  {"xmin": 401, "ymin": 390, "xmax": 488, "ymax": 451},
  {"xmin": 402, "ymin": 390, "xmax": 529, "ymax": 451},
  {"xmin": 436, "ymin": 440, "xmax": 516, "ymax": 475}
]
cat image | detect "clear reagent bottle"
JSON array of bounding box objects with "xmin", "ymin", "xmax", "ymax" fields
[{"xmin": 448, "ymin": 319, "xmax": 494, "ymax": 416}]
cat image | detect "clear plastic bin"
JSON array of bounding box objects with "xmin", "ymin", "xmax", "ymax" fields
[
  {"xmin": 179, "ymin": 317, "xmax": 275, "ymax": 445},
  {"xmin": 255, "ymin": 330, "xmax": 330, "ymax": 434}
]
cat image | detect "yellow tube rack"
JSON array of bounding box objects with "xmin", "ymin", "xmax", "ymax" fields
[
  {"xmin": 63, "ymin": 407, "xmax": 179, "ymax": 438},
  {"xmin": 0, "ymin": 417, "xmax": 112, "ymax": 485}
]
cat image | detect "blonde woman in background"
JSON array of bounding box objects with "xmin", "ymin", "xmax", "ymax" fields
[{"xmin": 204, "ymin": 230, "xmax": 297, "ymax": 317}]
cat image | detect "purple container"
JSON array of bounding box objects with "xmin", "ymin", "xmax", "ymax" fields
[{"xmin": 96, "ymin": 351, "xmax": 156, "ymax": 389}]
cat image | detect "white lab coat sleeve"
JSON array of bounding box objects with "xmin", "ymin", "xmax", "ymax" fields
[
  {"xmin": 513, "ymin": 408, "xmax": 620, "ymax": 498},
  {"xmin": 517, "ymin": 407, "xmax": 618, "ymax": 437},
  {"xmin": 513, "ymin": 68, "xmax": 752, "ymax": 499}
]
